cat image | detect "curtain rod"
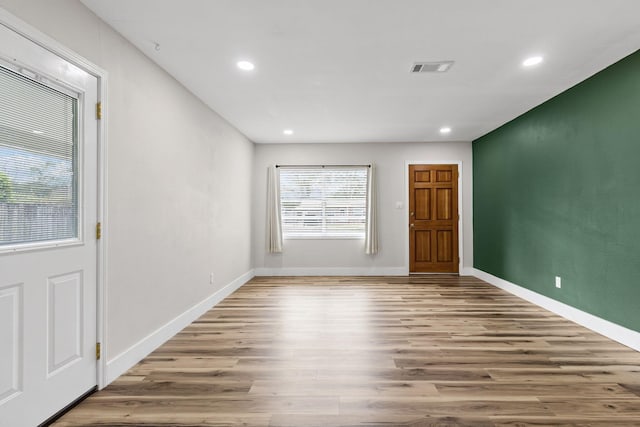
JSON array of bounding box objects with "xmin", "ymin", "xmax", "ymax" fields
[{"xmin": 275, "ymin": 164, "xmax": 371, "ymax": 168}]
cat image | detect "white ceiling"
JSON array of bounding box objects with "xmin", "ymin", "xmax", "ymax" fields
[{"xmin": 81, "ymin": 0, "xmax": 640, "ymax": 144}]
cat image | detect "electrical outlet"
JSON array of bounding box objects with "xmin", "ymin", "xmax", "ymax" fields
[
  {"xmin": 555, "ymin": 276, "xmax": 561, "ymax": 289},
  {"xmin": 210, "ymin": 273, "xmax": 215, "ymax": 285}
]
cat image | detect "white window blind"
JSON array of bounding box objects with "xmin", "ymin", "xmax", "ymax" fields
[
  {"xmin": 279, "ymin": 166, "xmax": 367, "ymax": 238},
  {"xmin": 0, "ymin": 65, "xmax": 78, "ymax": 247}
]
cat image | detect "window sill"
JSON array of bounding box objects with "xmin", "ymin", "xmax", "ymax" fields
[
  {"xmin": 283, "ymin": 235, "xmax": 365, "ymax": 240},
  {"xmin": 0, "ymin": 237, "xmax": 82, "ymax": 255}
]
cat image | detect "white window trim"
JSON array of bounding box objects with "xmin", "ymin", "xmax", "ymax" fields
[
  {"xmin": 0, "ymin": 59, "xmax": 84, "ymax": 253},
  {"xmin": 279, "ymin": 165, "xmax": 368, "ymax": 240},
  {"xmin": 284, "ymin": 235, "xmax": 366, "ymax": 241}
]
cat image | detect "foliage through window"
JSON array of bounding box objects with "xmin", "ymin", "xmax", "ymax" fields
[{"xmin": 279, "ymin": 167, "xmax": 367, "ymax": 238}]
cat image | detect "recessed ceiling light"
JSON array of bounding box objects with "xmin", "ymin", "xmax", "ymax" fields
[
  {"xmin": 440, "ymin": 127, "xmax": 451, "ymax": 134},
  {"xmin": 237, "ymin": 61, "xmax": 255, "ymax": 71},
  {"xmin": 283, "ymin": 129, "xmax": 294, "ymax": 135},
  {"xmin": 32, "ymin": 130, "xmax": 43, "ymax": 134},
  {"xmin": 523, "ymin": 56, "xmax": 543, "ymax": 67}
]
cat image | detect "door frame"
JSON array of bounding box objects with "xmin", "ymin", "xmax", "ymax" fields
[
  {"xmin": 404, "ymin": 160, "xmax": 464, "ymax": 275},
  {"xmin": 0, "ymin": 8, "xmax": 109, "ymax": 389}
]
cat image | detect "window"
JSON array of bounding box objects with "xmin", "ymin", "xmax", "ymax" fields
[
  {"xmin": 0, "ymin": 64, "xmax": 79, "ymax": 247},
  {"xmin": 279, "ymin": 166, "xmax": 367, "ymax": 238}
]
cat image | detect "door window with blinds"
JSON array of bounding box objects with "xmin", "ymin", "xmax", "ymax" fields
[
  {"xmin": 279, "ymin": 166, "xmax": 367, "ymax": 238},
  {"xmin": 0, "ymin": 64, "xmax": 79, "ymax": 248}
]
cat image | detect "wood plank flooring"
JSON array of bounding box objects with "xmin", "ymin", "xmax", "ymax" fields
[{"xmin": 53, "ymin": 276, "xmax": 640, "ymax": 426}]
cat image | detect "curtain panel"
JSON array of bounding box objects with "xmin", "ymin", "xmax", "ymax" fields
[
  {"xmin": 266, "ymin": 165, "xmax": 283, "ymax": 253},
  {"xmin": 365, "ymin": 164, "xmax": 378, "ymax": 254}
]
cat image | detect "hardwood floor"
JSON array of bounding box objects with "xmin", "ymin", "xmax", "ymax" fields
[{"xmin": 53, "ymin": 276, "xmax": 640, "ymax": 426}]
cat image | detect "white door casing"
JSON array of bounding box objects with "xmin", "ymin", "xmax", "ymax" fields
[{"xmin": 0, "ymin": 21, "xmax": 100, "ymax": 427}]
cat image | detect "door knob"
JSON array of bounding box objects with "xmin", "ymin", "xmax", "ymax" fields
[
  {"xmin": 410, "ymin": 211, "xmax": 414, "ymax": 216},
  {"xmin": 410, "ymin": 223, "xmax": 415, "ymax": 228}
]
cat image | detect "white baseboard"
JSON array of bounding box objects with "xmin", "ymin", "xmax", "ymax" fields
[
  {"xmin": 460, "ymin": 267, "xmax": 475, "ymax": 276},
  {"xmin": 472, "ymin": 268, "xmax": 640, "ymax": 352},
  {"xmin": 104, "ymin": 269, "xmax": 255, "ymax": 385},
  {"xmin": 254, "ymin": 267, "xmax": 406, "ymax": 276}
]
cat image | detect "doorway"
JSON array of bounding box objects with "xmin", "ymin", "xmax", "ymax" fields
[
  {"xmin": 0, "ymin": 19, "xmax": 102, "ymax": 426},
  {"xmin": 408, "ymin": 164, "xmax": 459, "ymax": 273}
]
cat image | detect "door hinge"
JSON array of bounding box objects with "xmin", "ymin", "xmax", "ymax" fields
[
  {"xmin": 96, "ymin": 222, "xmax": 102, "ymax": 240},
  {"xmin": 96, "ymin": 342, "xmax": 101, "ymax": 360},
  {"xmin": 96, "ymin": 102, "xmax": 102, "ymax": 120}
]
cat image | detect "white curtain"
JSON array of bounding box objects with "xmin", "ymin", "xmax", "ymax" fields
[
  {"xmin": 266, "ymin": 165, "xmax": 283, "ymax": 253},
  {"xmin": 365, "ymin": 164, "xmax": 379, "ymax": 254}
]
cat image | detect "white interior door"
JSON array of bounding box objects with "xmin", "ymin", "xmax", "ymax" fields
[{"xmin": 0, "ymin": 22, "xmax": 98, "ymax": 427}]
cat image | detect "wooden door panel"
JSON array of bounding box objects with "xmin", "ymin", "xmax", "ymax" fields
[
  {"xmin": 409, "ymin": 164, "xmax": 459, "ymax": 273},
  {"xmin": 414, "ymin": 170, "xmax": 431, "ymax": 182},
  {"xmin": 414, "ymin": 189, "xmax": 431, "ymax": 220},
  {"xmin": 436, "ymin": 188, "xmax": 452, "ymax": 220},
  {"xmin": 437, "ymin": 230, "xmax": 454, "ymax": 262},
  {"xmin": 414, "ymin": 230, "xmax": 432, "ymax": 262},
  {"xmin": 436, "ymin": 170, "xmax": 453, "ymax": 183}
]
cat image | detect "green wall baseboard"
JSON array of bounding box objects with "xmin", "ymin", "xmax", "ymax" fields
[{"xmin": 473, "ymin": 268, "xmax": 640, "ymax": 352}]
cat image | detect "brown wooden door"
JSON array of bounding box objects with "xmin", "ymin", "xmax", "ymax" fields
[{"xmin": 409, "ymin": 164, "xmax": 459, "ymax": 273}]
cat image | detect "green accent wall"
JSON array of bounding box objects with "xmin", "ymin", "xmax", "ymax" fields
[{"xmin": 473, "ymin": 49, "xmax": 640, "ymax": 332}]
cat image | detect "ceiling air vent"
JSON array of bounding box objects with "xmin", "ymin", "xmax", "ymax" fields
[{"xmin": 411, "ymin": 61, "xmax": 454, "ymax": 73}]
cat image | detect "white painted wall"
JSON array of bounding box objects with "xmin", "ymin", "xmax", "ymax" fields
[
  {"xmin": 0, "ymin": 0, "xmax": 254, "ymax": 361},
  {"xmin": 253, "ymin": 142, "xmax": 473, "ymax": 275}
]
